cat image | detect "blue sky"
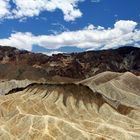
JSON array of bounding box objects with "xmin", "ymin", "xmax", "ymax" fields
[{"xmin": 0, "ymin": 0, "xmax": 140, "ymax": 55}]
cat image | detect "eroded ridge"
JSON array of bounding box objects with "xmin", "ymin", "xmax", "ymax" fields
[{"xmin": 0, "ymin": 78, "xmax": 140, "ymax": 140}]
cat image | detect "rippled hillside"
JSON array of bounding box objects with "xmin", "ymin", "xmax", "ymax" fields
[{"xmin": 0, "ymin": 72, "xmax": 140, "ymax": 140}]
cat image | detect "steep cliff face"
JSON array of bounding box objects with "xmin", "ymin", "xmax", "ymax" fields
[
  {"xmin": 0, "ymin": 72, "xmax": 140, "ymax": 140},
  {"xmin": 0, "ymin": 45, "xmax": 140, "ymax": 80}
]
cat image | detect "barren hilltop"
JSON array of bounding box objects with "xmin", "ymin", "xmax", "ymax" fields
[{"xmin": 0, "ymin": 45, "xmax": 139, "ymax": 81}]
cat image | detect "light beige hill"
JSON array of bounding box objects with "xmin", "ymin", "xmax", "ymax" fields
[
  {"xmin": 80, "ymin": 71, "xmax": 140, "ymax": 108},
  {"xmin": 0, "ymin": 79, "xmax": 140, "ymax": 140},
  {"xmin": 0, "ymin": 79, "xmax": 34, "ymax": 95},
  {"xmin": 79, "ymin": 71, "xmax": 122, "ymax": 86}
]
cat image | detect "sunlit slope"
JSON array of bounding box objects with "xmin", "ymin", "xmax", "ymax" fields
[
  {"xmin": 80, "ymin": 72, "xmax": 140, "ymax": 108},
  {"xmin": 0, "ymin": 75, "xmax": 140, "ymax": 140}
]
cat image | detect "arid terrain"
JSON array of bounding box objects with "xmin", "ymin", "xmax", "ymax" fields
[
  {"xmin": 0, "ymin": 46, "xmax": 140, "ymax": 140},
  {"xmin": 0, "ymin": 45, "xmax": 139, "ymax": 80}
]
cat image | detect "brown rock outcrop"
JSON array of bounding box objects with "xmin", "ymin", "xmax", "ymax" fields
[{"xmin": 0, "ymin": 45, "xmax": 139, "ymax": 80}]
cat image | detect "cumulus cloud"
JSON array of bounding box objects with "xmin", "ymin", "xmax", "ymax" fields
[
  {"xmin": 0, "ymin": 32, "xmax": 34, "ymax": 51},
  {"xmin": 42, "ymin": 51, "xmax": 65, "ymax": 56},
  {"xmin": 0, "ymin": 0, "xmax": 10, "ymax": 18},
  {"xmin": 0, "ymin": 20, "xmax": 140, "ymax": 51},
  {"xmin": 0, "ymin": 0, "xmax": 83, "ymax": 21}
]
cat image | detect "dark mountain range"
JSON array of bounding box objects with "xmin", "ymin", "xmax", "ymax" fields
[{"xmin": 0, "ymin": 45, "xmax": 139, "ymax": 80}]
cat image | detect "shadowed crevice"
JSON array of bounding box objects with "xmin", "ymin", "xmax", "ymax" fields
[{"xmin": 5, "ymin": 82, "xmax": 134, "ymax": 115}]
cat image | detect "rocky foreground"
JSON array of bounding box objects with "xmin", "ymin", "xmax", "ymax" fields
[{"xmin": 0, "ymin": 71, "xmax": 140, "ymax": 140}]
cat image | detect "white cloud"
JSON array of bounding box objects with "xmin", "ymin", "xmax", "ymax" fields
[
  {"xmin": 114, "ymin": 20, "xmax": 137, "ymax": 33},
  {"xmin": 0, "ymin": 32, "xmax": 34, "ymax": 51},
  {"xmin": 0, "ymin": 0, "xmax": 83, "ymax": 21},
  {"xmin": 0, "ymin": 20, "xmax": 140, "ymax": 51},
  {"xmin": 0, "ymin": 0, "xmax": 10, "ymax": 18},
  {"xmin": 42, "ymin": 51, "xmax": 65, "ymax": 56}
]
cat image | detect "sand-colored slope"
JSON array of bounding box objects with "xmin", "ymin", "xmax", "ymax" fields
[
  {"xmin": 78, "ymin": 71, "xmax": 122, "ymax": 92},
  {"xmin": 80, "ymin": 72, "xmax": 140, "ymax": 108},
  {"xmin": 0, "ymin": 79, "xmax": 34, "ymax": 95},
  {"xmin": 0, "ymin": 79, "xmax": 140, "ymax": 140}
]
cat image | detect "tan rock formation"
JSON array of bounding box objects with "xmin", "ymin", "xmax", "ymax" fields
[
  {"xmin": 80, "ymin": 72, "xmax": 140, "ymax": 108},
  {"xmin": 0, "ymin": 72, "xmax": 140, "ymax": 140}
]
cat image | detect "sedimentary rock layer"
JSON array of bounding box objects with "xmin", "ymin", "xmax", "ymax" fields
[{"xmin": 0, "ymin": 72, "xmax": 140, "ymax": 140}]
